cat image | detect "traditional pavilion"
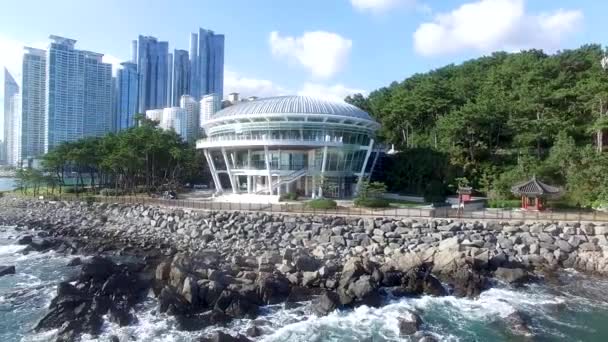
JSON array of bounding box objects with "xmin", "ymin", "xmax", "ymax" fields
[{"xmin": 511, "ymin": 176, "xmax": 562, "ymax": 211}]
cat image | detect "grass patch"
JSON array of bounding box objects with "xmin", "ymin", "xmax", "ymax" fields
[
  {"xmin": 388, "ymin": 199, "xmax": 427, "ymax": 208},
  {"xmin": 354, "ymin": 197, "xmax": 391, "ymax": 208},
  {"xmin": 307, "ymin": 198, "xmax": 337, "ymax": 209},
  {"xmin": 279, "ymin": 192, "xmax": 298, "ymax": 202},
  {"xmin": 488, "ymin": 199, "xmax": 521, "ymax": 209}
]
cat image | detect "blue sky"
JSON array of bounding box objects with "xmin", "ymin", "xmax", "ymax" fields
[{"xmin": 0, "ymin": 0, "xmax": 606, "ymax": 110}]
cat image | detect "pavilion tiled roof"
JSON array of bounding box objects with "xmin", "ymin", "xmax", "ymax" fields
[{"xmin": 511, "ymin": 176, "xmax": 562, "ymax": 197}]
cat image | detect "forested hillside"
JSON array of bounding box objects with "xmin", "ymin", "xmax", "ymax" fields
[{"xmin": 346, "ymin": 45, "xmax": 608, "ymax": 207}]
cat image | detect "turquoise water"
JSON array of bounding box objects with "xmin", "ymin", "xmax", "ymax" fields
[
  {"xmin": 0, "ymin": 178, "xmax": 17, "ymax": 192},
  {"xmin": 1, "ymin": 225, "xmax": 608, "ymax": 341}
]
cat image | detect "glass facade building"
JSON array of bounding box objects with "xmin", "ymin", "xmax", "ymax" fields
[
  {"xmin": 192, "ymin": 29, "xmax": 224, "ymax": 100},
  {"xmin": 21, "ymin": 48, "xmax": 47, "ymax": 161},
  {"xmin": 180, "ymin": 95, "xmax": 198, "ymax": 144},
  {"xmin": 171, "ymin": 50, "xmax": 191, "ymax": 106},
  {"xmin": 3, "ymin": 68, "xmax": 19, "ymax": 165},
  {"xmin": 137, "ymin": 35, "xmax": 169, "ymax": 112},
  {"xmin": 197, "ymin": 96, "xmax": 380, "ymax": 198},
  {"xmin": 45, "ymin": 36, "xmax": 113, "ymax": 152},
  {"xmin": 116, "ymin": 62, "xmax": 139, "ymax": 130}
]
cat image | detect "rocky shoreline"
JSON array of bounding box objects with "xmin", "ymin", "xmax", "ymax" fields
[{"xmin": 1, "ymin": 195, "xmax": 608, "ymax": 341}]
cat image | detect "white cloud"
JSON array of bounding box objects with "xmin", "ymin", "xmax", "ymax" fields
[
  {"xmin": 102, "ymin": 54, "xmax": 123, "ymax": 77},
  {"xmin": 298, "ymin": 82, "xmax": 367, "ymax": 102},
  {"xmin": 224, "ymin": 70, "xmax": 288, "ymax": 99},
  {"xmin": 350, "ymin": 0, "xmax": 420, "ymax": 13},
  {"xmin": 413, "ymin": 0, "xmax": 583, "ymax": 56},
  {"xmin": 269, "ymin": 31, "xmax": 352, "ymax": 79}
]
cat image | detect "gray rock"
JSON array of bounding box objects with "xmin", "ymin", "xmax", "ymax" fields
[
  {"xmin": 312, "ymin": 291, "xmax": 341, "ymax": 316},
  {"xmin": 494, "ymin": 267, "xmax": 528, "ymax": 285},
  {"xmin": 579, "ymin": 242, "xmax": 600, "ymax": 252},
  {"xmin": 0, "ymin": 265, "xmax": 15, "ymax": 277},
  {"xmin": 398, "ymin": 311, "xmax": 423, "ymax": 336}
]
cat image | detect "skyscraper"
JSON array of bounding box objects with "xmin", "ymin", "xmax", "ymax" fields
[
  {"xmin": 20, "ymin": 47, "xmax": 47, "ymax": 161},
  {"xmin": 3, "ymin": 68, "xmax": 19, "ymax": 164},
  {"xmin": 45, "ymin": 35, "xmax": 113, "ymax": 152},
  {"xmin": 192, "ymin": 28, "xmax": 224, "ymax": 100},
  {"xmin": 7, "ymin": 94, "xmax": 22, "ymax": 166},
  {"xmin": 116, "ymin": 62, "xmax": 140, "ymax": 130},
  {"xmin": 3, "ymin": 69, "xmax": 20, "ymax": 166},
  {"xmin": 171, "ymin": 49, "xmax": 190, "ymax": 106},
  {"xmin": 189, "ymin": 33, "xmax": 199, "ymax": 100},
  {"xmin": 179, "ymin": 95, "xmax": 198, "ymax": 143},
  {"xmin": 137, "ymin": 35, "xmax": 169, "ymax": 112}
]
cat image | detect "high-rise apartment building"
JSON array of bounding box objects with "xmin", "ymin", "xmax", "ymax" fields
[
  {"xmin": 137, "ymin": 36, "xmax": 169, "ymax": 112},
  {"xmin": 3, "ymin": 68, "xmax": 19, "ymax": 164},
  {"xmin": 83, "ymin": 52, "xmax": 113, "ymax": 138},
  {"xmin": 3, "ymin": 69, "xmax": 20, "ymax": 166},
  {"xmin": 179, "ymin": 95, "xmax": 198, "ymax": 143},
  {"xmin": 116, "ymin": 62, "xmax": 140, "ymax": 130},
  {"xmin": 199, "ymin": 93, "xmax": 220, "ymax": 131},
  {"xmin": 145, "ymin": 108, "xmax": 163, "ymax": 123},
  {"xmin": 7, "ymin": 94, "xmax": 22, "ymax": 166},
  {"xmin": 45, "ymin": 36, "xmax": 113, "ymax": 152},
  {"xmin": 191, "ymin": 28, "xmax": 224, "ymax": 100},
  {"xmin": 171, "ymin": 50, "xmax": 190, "ymax": 106},
  {"xmin": 20, "ymin": 48, "xmax": 47, "ymax": 160},
  {"xmin": 161, "ymin": 107, "xmax": 186, "ymax": 138}
]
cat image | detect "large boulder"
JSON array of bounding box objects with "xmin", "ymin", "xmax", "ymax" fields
[
  {"xmin": 504, "ymin": 311, "xmax": 534, "ymax": 338},
  {"xmin": 294, "ymin": 254, "xmax": 321, "ymax": 272},
  {"xmin": 0, "ymin": 265, "xmax": 15, "ymax": 277},
  {"xmin": 312, "ymin": 291, "xmax": 341, "ymax": 316},
  {"xmin": 256, "ymin": 272, "xmax": 290, "ymax": 304},
  {"xmin": 494, "ymin": 267, "xmax": 528, "ymax": 286},
  {"xmin": 80, "ymin": 257, "xmax": 116, "ymax": 282},
  {"xmin": 398, "ymin": 311, "xmax": 423, "ymax": 336},
  {"xmin": 200, "ymin": 331, "xmax": 252, "ymax": 342}
]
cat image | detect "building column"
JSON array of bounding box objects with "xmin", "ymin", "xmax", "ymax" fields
[
  {"xmin": 221, "ymin": 147, "xmax": 238, "ymax": 194},
  {"xmin": 304, "ymin": 176, "xmax": 309, "ymax": 197},
  {"xmin": 356, "ymin": 139, "xmax": 375, "ymax": 194},
  {"xmin": 264, "ymin": 145, "xmax": 272, "ymax": 195},
  {"xmin": 319, "ymin": 146, "xmax": 328, "ymax": 197},
  {"xmin": 204, "ymin": 149, "xmax": 223, "ymax": 193}
]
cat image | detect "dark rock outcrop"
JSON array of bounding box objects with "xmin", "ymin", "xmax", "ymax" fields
[
  {"xmin": 0, "ymin": 265, "xmax": 16, "ymax": 277},
  {"xmin": 35, "ymin": 257, "xmax": 151, "ymax": 341}
]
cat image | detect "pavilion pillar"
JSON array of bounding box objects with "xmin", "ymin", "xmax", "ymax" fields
[
  {"xmin": 356, "ymin": 138, "xmax": 375, "ymax": 195},
  {"xmin": 204, "ymin": 149, "xmax": 223, "ymax": 193},
  {"xmin": 221, "ymin": 147, "xmax": 238, "ymax": 194},
  {"xmin": 264, "ymin": 145, "xmax": 272, "ymax": 195},
  {"xmin": 319, "ymin": 146, "xmax": 328, "ymax": 197}
]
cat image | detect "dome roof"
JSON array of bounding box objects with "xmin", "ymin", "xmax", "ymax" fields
[{"xmin": 212, "ymin": 96, "xmax": 375, "ymax": 121}]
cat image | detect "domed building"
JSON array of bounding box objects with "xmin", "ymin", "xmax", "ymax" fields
[{"xmin": 197, "ymin": 95, "xmax": 381, "ymax": 198}]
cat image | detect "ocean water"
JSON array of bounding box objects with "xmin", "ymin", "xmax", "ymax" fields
[
  {"xmin": 0, "ymin": 178, "xmax": 17, "ymax": 192},
  {"xmin": 1, "ymin": 226, "xmax": 608, "ymax": 342}
]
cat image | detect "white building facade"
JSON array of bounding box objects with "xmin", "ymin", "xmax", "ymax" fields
[{"xmin": 197, "ymin": 96, "xmax": 380, "ymax": 198}]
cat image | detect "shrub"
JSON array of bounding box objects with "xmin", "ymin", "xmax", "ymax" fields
[
  {"xmin": 0, "ymin": 191, "xmax": 3, "ymax": 198},
  {"xmin": 354, "ymin": 197, "xmax": 390, "ymax": 208},
  {"xmin": 279, "ymin": 192, "xmax": 298, "ymax": 202},
  {"xmin": 488, "ymin": 199, "xmax": 521, "ymax": 209},
  {"xmin": 308, "ymin": 198, "xmax": 337, "ymax": 209},
  {"xmin": 100, "ymin": 188, "xmax": 124, "ymax": 196},
  {"xmin": 84, "ymin": 196, "xmax": 96, "ymax": 205},
  {"xmin": 423, "ymin": 180, "xmax": 447, "ymax": 203},
  {"xmin": 64, "ymin": 187, "xmax": 86, "ymax": 194}
]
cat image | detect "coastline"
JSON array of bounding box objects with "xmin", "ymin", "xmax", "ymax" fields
[{"xmin": 1, "ymin": 195, "xmax": 608, "ymax": 341}]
